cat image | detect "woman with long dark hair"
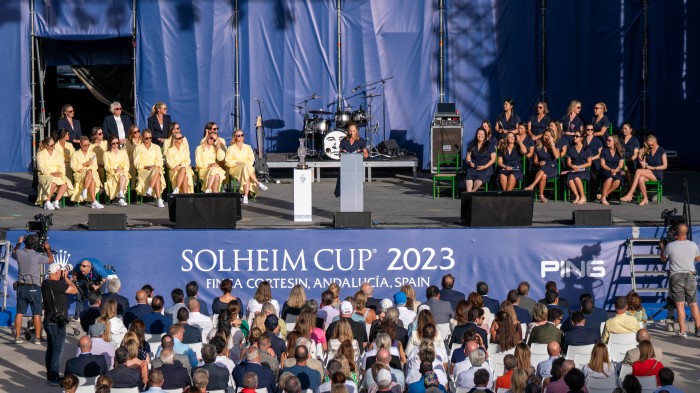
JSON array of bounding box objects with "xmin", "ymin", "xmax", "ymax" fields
[
  {"xmin": 524, "ymin": 129, "xmax": 560, "ymax": 203},
  {"xmin": 464, "ymin": 128, "xmax": 496, "ymax": 192},
  {"xmin": 498, "ymin": 131, "xmax": 527, "ymax": 191},
  {"xmin": 495, "ymin": 98, "xmax": 520, "ymax": 140},
  {"xmin": 566, "ymin": 131, "xmax": 592, "ymax": 204},
  {"xmin": 598, "ymin": 135, "xmax": 625, "ymax": 206},
  {"xmin": 103, "ymin": 135, "xmax": 130, "ymax": 206},
  {"xmin": 620, "ymin": 122, "xmax": 640, "ymax": 186}
]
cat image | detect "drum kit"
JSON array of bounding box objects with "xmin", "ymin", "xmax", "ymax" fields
[{"xmin": 292, "ymin": 88, "xmax": 381, "ymax": 160}]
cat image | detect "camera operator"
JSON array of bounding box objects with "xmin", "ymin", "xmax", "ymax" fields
[
  {"xmin": 41, "ymin": 262, "xmax": 78, "ymax": 386},
  {"xmin": 660, "ymin": 223, "xmax": 700, "ymax": 338},
  {"xmin": 12, "ymin": 235, "xmax": 53, "ymax": 344},
  {"xmin": 70, "ymin": 258, "xmax": 113, "ymax": 319}
]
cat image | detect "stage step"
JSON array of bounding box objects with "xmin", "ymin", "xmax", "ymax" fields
[
  {"xmin": 629, "ymin": 238, "xmax": 662, "ymax": 244},
  {"xmin": 634, "ymin": 270, "xmax": 668, "ymax": 277},
  {"xmin": 633, "ymin": 254, "xmax": 662, "ymax": 259},
  {"xmin": 635, "ymin": 288, "xmax": 669, "ymax": 293}
]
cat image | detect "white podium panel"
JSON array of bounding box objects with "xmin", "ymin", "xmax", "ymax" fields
[
  {"xmin": 340, "ymin": 153, "xmax": 364, "ymax": 212},
  {"xmin": 294, "ymin": 169, "xmax": 313, "ymax": 221}
]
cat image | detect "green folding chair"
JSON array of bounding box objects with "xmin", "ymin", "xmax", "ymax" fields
[{"xmin": 432, "ymin": 153, "xmax": 461, "ymax": 199}]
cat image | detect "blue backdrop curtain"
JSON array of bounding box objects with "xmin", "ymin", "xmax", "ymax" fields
[{"xmin": 0, "ymin": 0, "xmax": 698, "ymax": 171}]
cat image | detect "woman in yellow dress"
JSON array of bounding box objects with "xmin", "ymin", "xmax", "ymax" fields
[
  {"xmin": 163, "ymin": 122, "xmax": 190, "ymax": 157},
  {"xmin": 89, "ymin": 126, "xmax": 108, "ymax": 180},
  {"xmin": 124, "ymin": 125, "xmax": 141, "ymax": 185},
  {"xmin": 200, "ymin": 121, "xmax": 228, "ymax": 150},
  {"xmin": 70, "ymin": 136, "xmax": 104, "ymax": 208},
  {"xmin": 53, "ymin": 128, "xmax": 75, "ymax": 180},
  {"xmin": 133, "ymin": 129, "xmax": 166, "ymax": 207},
  {"xmin": 225, "ymin": 129, "xmax": 267, "ymax": 204},
  {"xmin": 103, "ymin": 135, "xmax": 130, "ymax": 206},
  {"xmin": 195, "ymin": 131, "xmax": 227, "ymax": 193},
  {"xmin": 165, "ymin": 131, "xmax": 194, "ymax": 194},
  {"xmin": 36, "ymin": 137, "xmax": 73, "ymax": 210}
]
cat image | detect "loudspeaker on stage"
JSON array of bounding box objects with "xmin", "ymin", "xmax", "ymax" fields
[
  {"xmin": 88, "ymin": 214, "xmax": 127, "ymax": 230},
  {"xmin": 461, "ymin": 190, "xmax": 533, "ymax": 227}
]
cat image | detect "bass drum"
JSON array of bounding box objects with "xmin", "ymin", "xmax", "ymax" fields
[
  {"xmin": 323, "ymin": 130, "xmax": 347, "ymax": 160},
  {"xmin": 351, "ymin": 110, "xmax": 369, "ymax": 127},
  {"xmin": 335, "ymin": 111, "xmax": 352, "ymax": 129}
]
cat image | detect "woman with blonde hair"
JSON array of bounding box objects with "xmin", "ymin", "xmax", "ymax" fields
[
  {"xmin": 201, "ymin": 121, "xmax": 228, "ymax": 150},
  {"xmin": 406, "ymin": 310, "xmax": 443, "ymax": 353},
  {"xmin": 102, "ymin": 298, "xmax": 127, "ymax": 343},
  {"xmin": 528, "ymin": 101, "xmax": 550, "ymax": 142},
  {"xmin": 561, "ymin": 99, "xmax": 584, "ymax": 143},
  {"xmin": 526, "ymin": 303, "xmax": 548, "ymax": 341},
  {"xmin": 498, "ymin": 130, "xmax": 528, "ymax": 191},
  {"xmin": 57, "ymin": 103, "xmax": 82, "ymax": 147},
  {"xmin": 282, "ymin": 284, "xmax": 307, "ymax": 324},
  {"xmin": 225, "ymin": 128, "xmax": 268, "ymax": 204},
  {"xmin": 621, "ymin": 134, "xmax": 667, "ymax": 205},
  {"xmin": 400, "ymin": 284, "xmax": 421, "ymax": 312},
  {"xmin": 591, "ymin": 102, "xmax": 611, "ymax": 140},
  {"xmin": 524, "ymin": 129, "xmax": 560, "ymax": 203},
  {"xmin": 467, "ymin": 292, "xmax": 492, "ymax": 329},
  {"xmin": 36, "ymin": 136, "xmax": 73, "ymax": 210},
  {"xmin": 328, "ymin": 319, "xmax": 360, "ymax": 362},
  {"xmin": 514, "ymin": 342, "xmax": 535, "ymax": 375},
  {"xmin": 70, "ymin": 136, "xmax": 103, "ymax": 208},
  {"xmin": 122, "ymin": 339, "xmax": 148, "ymax": 385},
  {"xmin": 165, "ymin": 126, "xmax": 194, "ymax": 194},
  {"xmin": 246, "ymin": 281, "xmax": 279, "ymax": 322},
  {"xmin": 103, "ymin": 134, "xmax": 130, "ymax": 206},
  {"xmin": 509, "ymin": 368, "xmax": 529, "ymax": 393},
  {"xmin": 89, "ymin": 126, "xmax": 108, "ymax": 177},
  {"xmin": 296, "ymin": 308, "xmax": 327, "ymax": 351},
  {"xmin": 582, "ymin": 342, "xmax": 614, "ymax": 379},
  {"xmin": 354, "ymin": 290, "xmax": 377, "ymax": 325},
  {"xmin": 598, "ymin": 135, "xmax": 625, "ymax": 206},
  {"xmin": 337, "ymin": 340, "xmax": 360, "ymax": 382},
  {"xmin": 162, "ymin": 122, "xmax": 191, "ymax": 157},
  {"xmin": 549, "ymin": 120, "xmax": 568, "ymax": 156},
  {"xmin": 195, "ymin": 129, "xmax": 227, "ymax": 193},
  {"xmin": 147, "ymin": 100, "xmax": 171, "ymax": 146},
  {"xmin": 133, "ymin": 129, "xmax": 166, "ymax": 206}
]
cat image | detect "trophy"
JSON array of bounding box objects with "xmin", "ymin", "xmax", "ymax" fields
[{"xmin": 297, "ymin": 138, "xmax": 308, "ymax": 169}]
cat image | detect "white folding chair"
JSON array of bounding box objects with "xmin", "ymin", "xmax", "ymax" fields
[
  {"xmin": 188, "ymin": 342, "xmax": 203, "ymax": 357},
  {"xmin": 111, "ymin": 388, "xmax": 140, "ymax": 393},
  {"xmin": 607, "ymin": 333, "xmax": 637, "ymax": 363},
  {"xmin": 286, "ymin": 322, "xmax": 296, "ymax": 331},
  {"xmin": 637, "ymin": 375, "xmax": 658, "ymax": 393},
  {"xmin": 237, "ymin": 388, "xmax": 268, "ymax": 393},
  {"xmin": 586, "ymin": 376, "xmax": 618, "ymax": 393},
  {"xmin": 490, "ymin": 352, "xmax": 508, "ymax": 377},
  {"xmin": 618, "ymin": 364, "xmax": 633, "ymax": 380},
  {"xmin": 455, "ymin": 388, "xmax": 470, "ymax": 393},
  {"xmin": 437, "ymin": 323, "xmax": 451, "ymax": 341},
  {"xmin": 599, "ymin": 321, "xmax": 605, "ymax": 336},
  {"xmin": 529, "ymin": 342, "xmax": 550, "ymax": 369},
  {"xmin": 565, "ymin": 344, "xmax": 594, "ymax": 368},
  {"xmin": 450, "ymin": 342, "xmax": 462, "ymax": 358},
  {"xmin": 487, "ymin": 343, "xmax": 501, "ymax": 358},
  {"xmin": 520, "ymin": 323, "xmax": 527, "ymax": 340},
  {"xmin": 76, "ymin": 376, "xmax": 97, "ymax": 393},
  {"xmin": 497, "ymin": 388, "xmax": 509, "ymax": 393}
]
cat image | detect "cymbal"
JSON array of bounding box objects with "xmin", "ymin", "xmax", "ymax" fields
[{"xmin": 309, "ymin": 109, "xmax": 333, "ymax": 115}]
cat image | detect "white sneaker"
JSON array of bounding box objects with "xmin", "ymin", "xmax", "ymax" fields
[
  {"xmin": 44, "ymin": 201, "xmax": 55, "ymax": 210},
  {"xmin": 146, "ymin": 187, "xmax": 153, "ymax": 196},
  {"xmin": 91, "ymin": 201, "xmax": 104, "ymax": 209},
  {"xmin": 156, "ymin": 199, "xmax": 165, "ymax": 208},
  {"xmin": 172, "ymin": 187, "xmax": 179, "ymax": 195},
  {"xmin": 258, "ymin": 183, "xmax": 268, "ymax": 191},
  {"xmin": 53, "ymin": 200, "xmax": 61, "ymax": 210},
  {"xmin": 242, "ymin": 196, "xmax": 249, "ymax": 204},
  {"xmin": 81, "ymin": 189, "xmax": 87, "ymax": 199},
  {"xmin": 117, "ymin": 191, "xmax": 124, "ymax": 199},
  {"xmin": 118, "ymin": 198, "xmax": 127, "ymax": 207},
  {"xmin": 204, "ymin": 188, "xmax": 212, "ymax": 193}
]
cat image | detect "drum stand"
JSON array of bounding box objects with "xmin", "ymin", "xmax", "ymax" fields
[{"xmin": 365, "ymin": 95, "xmax": 390, "ymax": 159}]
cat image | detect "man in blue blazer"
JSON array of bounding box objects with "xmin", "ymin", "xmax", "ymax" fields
[
  {"xmin": 477, "ymin": 281, "xmax": 500, "ymax": 315},
  {"xmin": 64, "ymin": 336, "xmax": 108, "ymax": 378},
  {"xmin": 140, "ymin": 295, "xmax": 173, "ymax": 334},
  {"xmin": 234, "ymin": 347, "xmax": 277, "ymax": 393},
  {"xmin": 507, "ymin": 289, "xmax": 532, "ymax": 324},
  {"xmin": 439, "ymin": 274, "xmax": 466, "ymax": 310},
  {"xmin": 102, "ymin": 101, "xmax": 133, "ymax": 142},
  {"xmin": 562, "ymin": 311, "xmax": 600, "ymax": 353}
]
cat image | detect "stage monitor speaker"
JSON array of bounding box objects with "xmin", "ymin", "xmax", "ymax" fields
[
  {"xmin": 333, "ymin": 212, "xmax": 372, "ymax": 228},
  {"xmin": 573, "ymin": 210, "xmax": 612, "ymax": 226},
  {"xmin": 461, "ymin": 190, "xmax": 533, "ymax": 227},
  {"xmin": 88, "ymin": 214, "xmax": 127, "ymax": 230},
  {"xmin": 430, "ymin": 125, "xmax": 462, "ymax": 173},
  {"xmin": 377, "ymin": 139, "xmax": 400, "ymax": 156},
  {"xmin": 169, "ymin": 193, "xmax": 240, "ymax": 229}
]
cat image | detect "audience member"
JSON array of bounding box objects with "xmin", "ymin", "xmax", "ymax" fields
[
  {"xmin": 622, "ymin": 374, "xmax": 642, "ymax": 393},
  {"xmin": 507, "ymin": 289, "xmax": 532, "ymax": 324},
  {"xmin": 280, "ymin": 344, "xmax": 322, "ymax": 390},
  {"xmin": 192, "ymin": 343, "xmax": 230, "ymax": 391},
  {"xmin": 326, "ymin": 301, "xmax": 369, "ymax": 352},
  {"xmin": 77, "ymin": 321, "xmax": 115, "ymax": 370},
  {"xmin": 623, "ymin": 329, "xmax": 664, "ymax": 365},
  {"xmin": 106, "ymin": 347, "xmax": 142, "ymax": 390},
  {"xmin": 451, "ymin": 307, "xmax": 488, "ymax": 348},
  {"xmin": 140, "ymin": 295, "xmax": 172, "ymax": 334},
  {"xmin": 59, "ymin": 374, "xmax": 79, "ymax": 393},
  {"xmin": 176, "ymin": 307, "xmax": 203, "ymax": 344},
  {"xmin": 495, "ymin": 354, "xmax": 516, "ymax": 390},
  {"xmin": 361, "ymin": 348, "xmax": 406, "ymax": 392},
  {"xmin": 144, "ymin": 369, "xmax": 165, "ymax": 392},
  {"xmin": 544, "ymin": 359, "xmax": 575, "ymax": 393},
  {"xmin": 538, "ymin": 281, "xmax": 570, "ymax": 314},
  {"xmin": 167, "ymin": 288, "xmax": 187, "ymax": 323},
  {"xmin": 563, "ymin": 368, "xmax": 586, "ymax": 393},
  {"xmin": 455, "ymin": 348, "xmax": 492, "ymax": 389},
  {"xmin": 602, "ymin": 296, "xmax": 640, "ymax": 343},
  {"xmin": 163, "ymin": 324, "xmax": 198, "ymax": 367},
  {"xmin": 79, "ymin": 291, "xmax": 102, "ymax": 333},
  {"xmin": 527, "ymin": 308, "xmax": 563, "ymax": 345},
  {"xmin": 535, "ymin": 341, "xmax": 562, "ymax": 379},
  {"xmin": 543, "ymin": 289, "xmax": 569, "ymax": 322},
  {"xmin": 476, "ymin": 281, "xmax": 499, "ymax": 315},
  {"xmin": 362, "ymin": 282, "xmax": 382, "ymax": 312},
  {"xmin": 123, "ymin": 290, "xmax": 152, "ymax": 328},
  {"xmin": 192, "ymin": 368, "xmax": 210, "ymax": 393},
  {"xmin": 632, "ymin": 340, "xmax": 664, "ymax": 386},
  {"xmin": 64, "ymin": 336, "xmax": 108, "ymax": 378},
  {"xmin": 185, "ymin": 280, "xmax": 210, "ymax": 316},
  {"xmin": 159, "ymin": 348, "xmax": 192, "ymax": 390},
  {"xmin": 101, "ymin": 278, "xmax": 129, "ymax": 316},
  {"xmin": 234, "ymin": 346, "xmax": 277, "ymax": 393},
  {"xmin": 561, "ymin": 311, "xmax": 599, "ymax": 353},
  {"xmin": 655, "ymin": 367, "xmax": 682, "ymax": 393},
  {"xmin": 211, "ymin": 335, "xmax": 235, "ymax": 374},
  {"xmin": 439, "ymin": 274, "xmax": 466, "ymax": 310},
  {"xmin": 423, "ymin": 285, "xmax": 454, "ymax": 325},
  {"xmin": 517, "ymin": 282, "xmax": 536, "ymax": 316},
  {"xmin": 151, "ymin": 334, "xmax": 191, "ymax": 371},
  {"xmin": 582, "ymin": 342, "xmax": 614, "ymax": 379}
]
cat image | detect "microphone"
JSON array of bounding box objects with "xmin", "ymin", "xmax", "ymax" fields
[
  {"xmin": 352, "ymin": 85, "xmax": 362, "ymax": 92},
  {"xmin": 254, "ymin": 98, "xmax": 263, "ymax": 103},
  {"xmin": 311, "ymin": 93, "xmax": 318, "ymax": 99}
]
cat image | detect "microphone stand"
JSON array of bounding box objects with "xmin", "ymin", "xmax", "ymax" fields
[{"xmin": 254, "ymin": 99, "xmax": 275, "ymax": 183}]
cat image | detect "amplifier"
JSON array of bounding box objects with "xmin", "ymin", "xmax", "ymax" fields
[{"xmin": 430, "ymin": 125, "xmax": 463, "ymax": 173}]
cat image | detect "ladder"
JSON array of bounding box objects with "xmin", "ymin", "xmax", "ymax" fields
[
  {"xmin": 0, "ymin": 240, "xmax": 11, "ymax": 310},
  {"xmin": 628, "ymin": 237, "xmax": 667, "ymax": 295}
]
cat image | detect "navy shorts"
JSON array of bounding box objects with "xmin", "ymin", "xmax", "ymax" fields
[{"xmin": 16, "ymin": 284, "xmax": 43, "ymax": 315}]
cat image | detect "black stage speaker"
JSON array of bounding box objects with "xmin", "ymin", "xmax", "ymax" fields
[
  {"xmin": 430, "ymin": 125, "xmax": 462, "ymax": 173},
  {"xmin": 88, "ymin": 214, "xmax": 127, "ymax": 230},
  {"xmin": 377, "ymin": 139, "xmax": 400, "ymax": 156},
  {"xmin": 461, "ymin": 190, "xmax": 533, "ymax": 227},
  {"xmin": 333, "ymin": 212, "xmax": 372, "ymax": 228},
  {"xmin": 169, "ymin": 193, "xmax": 241, "ymax": 229},
  {"xmin": 573, "ymin": 210, "xmax": 612, "ymax": 226}
]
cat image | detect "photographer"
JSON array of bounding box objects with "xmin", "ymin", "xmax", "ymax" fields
[
  {"xmin": 660, "ymin": 224, "xmax": 700, "ymax": 338},
  {"xmin": 12, "ymin": 235, "xmax": 53, "ymax": 344},
  {"xmin": 70, "ymin": 258, "xmax": 113, "ymax": 318},
  {"xmin": 41, "ymin": 262, "xmax": 78, "ymax": 386}
]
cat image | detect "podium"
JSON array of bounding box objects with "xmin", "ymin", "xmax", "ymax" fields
[
  {"xmin": 340, "ymin": 153, "xmax": 363, "ymax": 212},
  {"xmin": 294, "ymin": 168, "xmax": 313, "ymax": 221}
]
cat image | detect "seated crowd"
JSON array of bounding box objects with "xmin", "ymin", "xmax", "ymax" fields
[
  {"xmin": 56, "ymin": 275, "xmax": 683, "ymax": 393},
  {"xmin": 36, "ymin": 101, "xmax": 268, "ymax": 211},
  {"xmin": 460, "ymin": 99, "xmax": 668, "ymax": 205}
]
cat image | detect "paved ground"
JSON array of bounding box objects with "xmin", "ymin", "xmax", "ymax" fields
[
  {"xmin": 0, "ymin": 169, "xmax": 698, "ymax": 231},
  {"xmin": 0, "ymin": 319, "xmax": 698, "ymax": 391}
]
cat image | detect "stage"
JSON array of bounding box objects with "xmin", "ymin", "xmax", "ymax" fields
[{"xmin": 0, "ymin": 169, "xmax": 698, "ymax": 231}]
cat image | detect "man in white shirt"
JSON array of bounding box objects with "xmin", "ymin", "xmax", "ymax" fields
[
  {"xmin": 455, "ymin": 349, "xmax": 493, "ymax": 389},
  {"xmin": 394, "ymin": 291, "xmax": 416, "ymax": 328},
  {"xmin": 187, "ymin": 298, "xmax": 213, "ymax": 337}
]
